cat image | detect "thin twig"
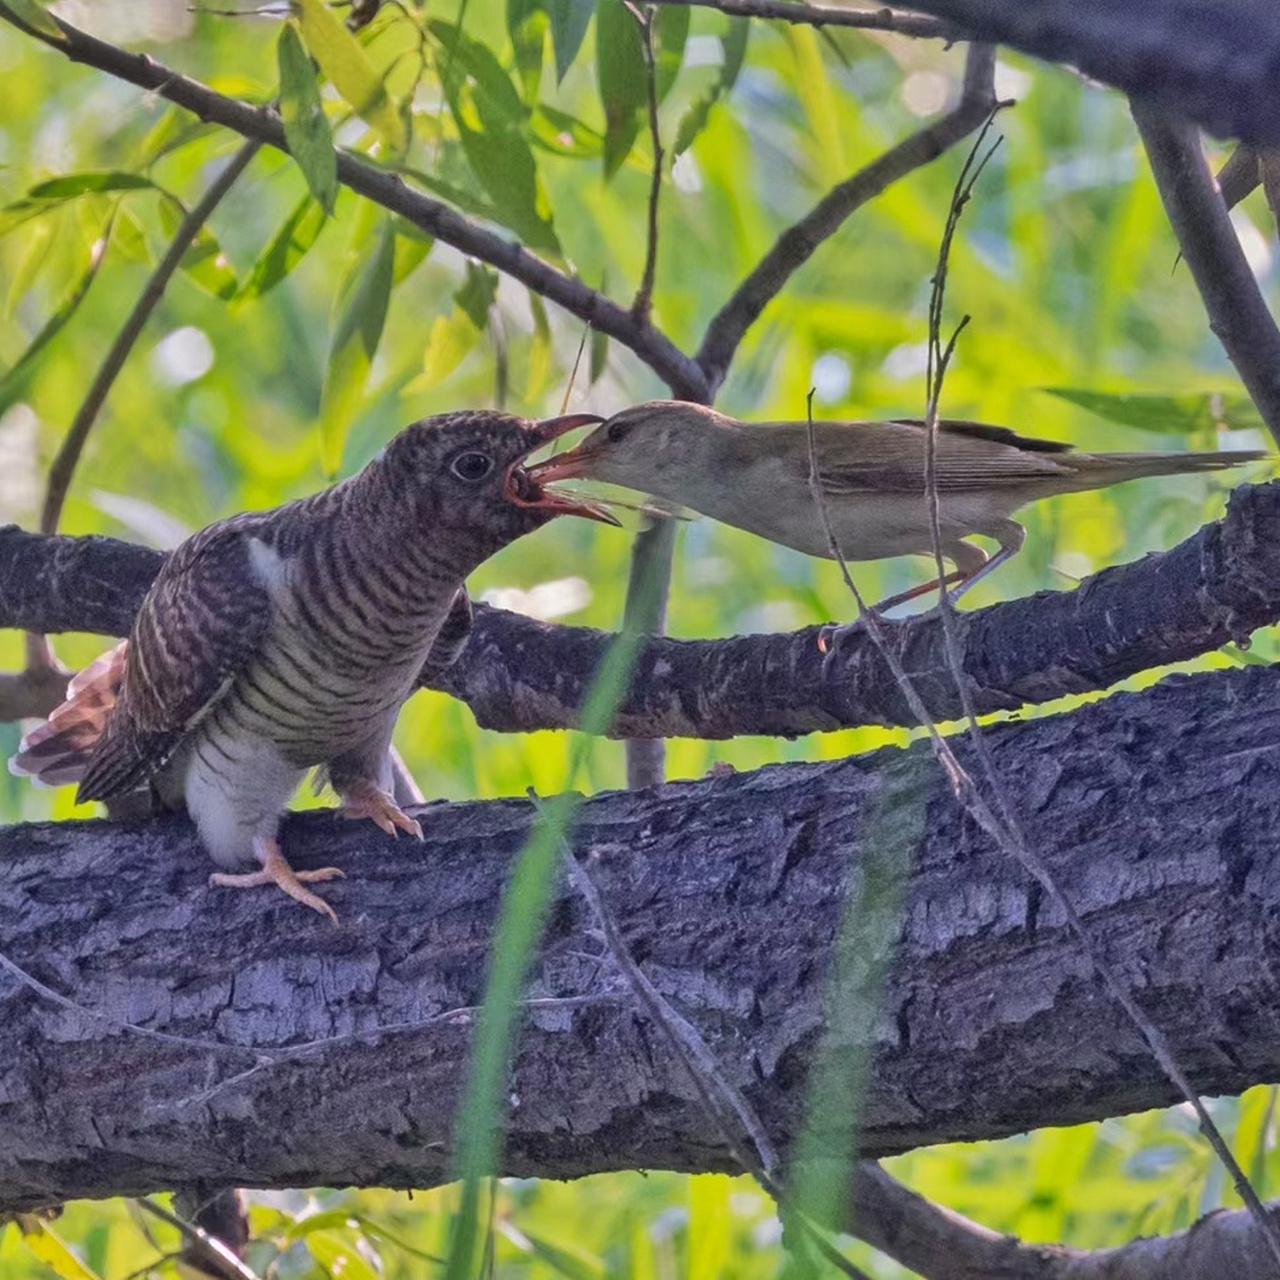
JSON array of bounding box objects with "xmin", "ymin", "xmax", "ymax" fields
[
  {"xmin": 39, "ymin": 137, "xmax": 261, "ymax": 535},
  {"xmin": 645, "ymin": 0, "xmax": 961, "ymax": 41},
  {"xmin": 696, "ymin": 42, "xmax": 998, "ymax": 393},
  {"xmin": 1, "ymin": 7, "xmax": 710, "ymax": 401},
  {"xmin": 1131, "ymin": 104, "xmax": 1280, "ymax": 449},
  {"xmin": 136, "ymin": 1198, "xmax": 262, "ymax": 1280},
  {"xmin": 632, "ymin": 5, "xmax": 664, "ymax": 323}
]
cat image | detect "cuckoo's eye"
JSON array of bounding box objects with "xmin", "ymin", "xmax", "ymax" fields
[
  {"xmin": 606, "ymin": 419, "xmax": 632, "ymax": 444},
  {"xmin": 450, "ymin": 451, "xmax": 494, "ymax": 482}
]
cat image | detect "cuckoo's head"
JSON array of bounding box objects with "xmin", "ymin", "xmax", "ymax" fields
[{"xmin": 374, "ymin": 410, "xmax": 618, "ymax": 562}]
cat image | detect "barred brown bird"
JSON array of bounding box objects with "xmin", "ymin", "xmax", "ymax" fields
[
  {"xmin": 533, "ymin": 400, "xmax": 1266, "ymax": 609},
  {"xmin": 11, "ymin": 409, "xmax": 612, "ymax": 920}
]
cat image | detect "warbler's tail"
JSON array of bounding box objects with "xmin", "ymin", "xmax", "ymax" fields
[
  {"xmin": 1063, "ymin": 448, "xmax": 1269, "ymax": 492},
  {"xmin": 9, "ymin": 641, "xmax": 127, "ymax": 788}
]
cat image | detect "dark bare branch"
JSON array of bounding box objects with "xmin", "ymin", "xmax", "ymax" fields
[
  {"xmin": 890, "ymin": 0, "xmax": 1280, "ymax": 147},
  {"xmin": 1131, "ymin": 105, "xmax": 1280, "ymax": 450},
  {"xmin": 696, "ymin": 42, "xmax": 997, "ymax": 393},
  {"xmin": 1, "ymin": 7, "xmax": 709, "ymax": 402}
]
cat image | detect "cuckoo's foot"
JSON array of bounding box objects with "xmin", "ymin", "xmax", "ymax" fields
[
  {"xmin": 339, "ymin": 779, "xmax": 424, "ymax": 841},
  {"xmin": 209, "ymin": 835, "xmax": 344, "ymax": 922}
]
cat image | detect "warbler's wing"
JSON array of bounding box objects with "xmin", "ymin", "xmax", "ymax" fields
[
  {"xmin": 771, "ymin": 418, "xmax": 1078, "ymax": 494},
  {"xmin": 78, "ymin": 514, "xmax": 275, "ymax": 801}
]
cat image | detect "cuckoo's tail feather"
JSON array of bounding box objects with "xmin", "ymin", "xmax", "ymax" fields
[{"xmin": 8, "ymin": 641, "xmax": 127, "ymax": 789}]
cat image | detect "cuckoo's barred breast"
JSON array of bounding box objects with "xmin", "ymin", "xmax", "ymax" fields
[{"xmin": 11, "ymin": 409, "xmax": 612, "ymax": 913}]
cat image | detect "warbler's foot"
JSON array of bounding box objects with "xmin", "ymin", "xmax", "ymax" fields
[
  {"xmin": 209, "ymin": 836, "xmax": 343, "ymax": 922},
  {"xmin": 339, "ymin": 778, "xmax": 424, "ymax": 840}
]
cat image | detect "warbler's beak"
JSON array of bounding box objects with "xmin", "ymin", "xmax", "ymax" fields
[
  {"xmin": 507, "ymin": 413, "xmax": 619, "ymax": 525},
  {"xmin": 525, "ymin": 441, "xmax": 597, "ymax": 484}
]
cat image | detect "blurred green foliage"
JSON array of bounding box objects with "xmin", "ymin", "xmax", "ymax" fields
[{"xmin": 1, "ymin": 0, "xmax": 1278, "ymax": 1274}]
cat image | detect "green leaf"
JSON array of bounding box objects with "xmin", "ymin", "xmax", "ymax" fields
[
  {"xmin": 1041, "ymin": 387, "xmax": 1267, "ymax": 435},
  {"xmin": 158, "ymin": 195, "xmax": 238, "ymax": 300},
  {"xmin": 688, "ymin": 1175, "xmax": 731, "ymax": 1280},
  {"xmin": 507, "ymin": 0, "xmax": 548, "ymax": 101},
  {"xmin": 455, "ymin": 260, "xmax": 498, "ymax": 329},
  {"xmin": 595, "ymin": 0, "xmax": 646, "ymax": 179},
  {"xmin": 515, "ymin": 1228, "xmax": 606, "ymax": 1280},
  {"xmin": 27, "ymin": 171, "xmax": 156, "ymax": 198},
  {"xmin": 293, "ymin": 0, "xmax": 406, "ymax": 152},
  {"xmin": 653, "ymin": 4, "xmax": 688, "ymax": 103},
  {"xmin": 674, "ymin": 17, "xmax": 748, "ymax": 157},
  {"xmin": 589, "ymin": 326, "xmax": 608, "ymax": 383},
  {"xmin": 304, "ymin": 1231, "xmax": 381, "ymax": 1280},
  {"xmin": 392, "ymin": 221, "xmax": 433, "ymax": 284},
  {"xmin": 528, "ymin": 291, "xmax": 551, "ymax": 398},
  {"xmin": 4, "ymin": 216, "xmax": 55, "ymax": 318},
  {"xmin": 416, "ymin": 308, "xmax": 482, "ymax": 388},
  {"xmin": 320, "ymin": 219, "xmax": 395, "ymax": 474},
  {"xmin": 0, "ymin": 0, "xmax": 64, "ymax": 41},
  {"xmin": 137, "ymin": 109, "xmax": 219, "ymax": 167},
  {"xmin": 530, "ymin": 105, "xmax": 603, "ymax": 157},
  {"xmin": 429, "ymin": 19, "xmax": 560, "ymax": 253},
  {"xmin": 240, "ymin": 193, "xmax": 330, "ymax": 300},
  {"xmin": 15, "ymin": 1217, "xmax": 100, "ymax": 1280},
  {"xmin": 278, "ymin": 21, "xmax": 338, "ymax": 213},
  {"xmin": 0, "ymin": 226, "xmax": 111, "ymax": 414},
  {"xmin": 550, "ymin": 0, "xmax": 593, "ymax": 81}
]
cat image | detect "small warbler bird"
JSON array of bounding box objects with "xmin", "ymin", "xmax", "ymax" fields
[
  {"xmin": 531, "ymin": 400, "xmax": 1265, "ymax": 610},
  {"xmin": 12, "ymin": 410, "xmax": 613, "ymax": 920}
]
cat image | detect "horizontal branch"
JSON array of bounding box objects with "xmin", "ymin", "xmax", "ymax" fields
[
  {"xmin": 889, "ymin": 0, "xmax": 1280, "ymax": 145},
  {"xmin": 3, "ymin": 9, "xmax": 708, "ymax": 401},
  {"xmin": 4, "ymin": 478, "xmax": 1280, "ymax": 737},
  {"xmin": 4, "ymin": 661, "xmax": 1280, "ymax": 1211}
]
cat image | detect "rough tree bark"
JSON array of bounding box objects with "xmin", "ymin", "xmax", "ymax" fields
[{"xmin": 3, "ymin": 660, "xmax": 1280, "ymax": 1212}]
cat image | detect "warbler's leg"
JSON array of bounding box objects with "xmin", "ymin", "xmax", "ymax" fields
[
  {"xmin": 209, "ymin": 835, "xmax": 343, "ymax": 922},
  {"xmin": 337, "ymin": 775, "xmax": 424, "ymax": 840}
]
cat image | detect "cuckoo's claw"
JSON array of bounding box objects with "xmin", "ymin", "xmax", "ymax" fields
[
  {"xmin": 209, "ymin": 836, "xmax": 343, "ymax": 922},
  {"xmin": 340, "ymin": 780, "xmax": 424, "ymax": 841}
]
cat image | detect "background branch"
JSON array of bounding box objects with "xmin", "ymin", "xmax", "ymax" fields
[
  {"xmin": 646, "ymin": 0, "xmax": 962, "ymax": 41},
  {"xmin": 695, "ymin": 42, "xmax": 997, "ymax": 392},
  {"xmin": 2, "ymin": 7, "xmax": 710, "ymax": 402},
  {"xmin": 1131, "ymin": 104, "xmax": 1280, "ymax": 448}
]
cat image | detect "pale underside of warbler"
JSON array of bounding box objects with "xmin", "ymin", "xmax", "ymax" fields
[
  {"xmin": 532, "ymin": 400, "xmax": 1266, "ymax": 607},
  {"xmin": 11, "ymin": 410, "xmax": 612, "ymax": 920}
]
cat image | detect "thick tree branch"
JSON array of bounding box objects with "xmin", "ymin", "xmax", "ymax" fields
[
  {"xmin": 1131, "ymin": 105, "xmax": 1280, "ymax": 449},
  {"xmin": 893, "ymin": 0, "xmax": 1280, "ymax": 146},
  {"xmin": 4, "ymin": 477, "xmax": 1279, "ymax": 735},
  {"xmin": 4, "ymin": 663, "xmax": 1280, "ymax": 1232},
  {"xmin": 695, "ymin": 43, "xmax": 997, "ymax": 393},
  {"xmin": 0, "ymin": 9, "xmax": 709, "ymax": 402}
]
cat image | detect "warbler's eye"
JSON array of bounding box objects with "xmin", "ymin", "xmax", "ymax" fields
[
  {"xmin": 606, "ymin": 420, "xmax": 631, "ymax": 443},
  {"xmin": 450, "ymin": 451, "xmax": 494, "ymax": 482}
]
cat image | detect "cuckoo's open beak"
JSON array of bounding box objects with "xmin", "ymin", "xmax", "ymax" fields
[{"xmin": 505, "ymin": 413, "xmax": 619, "ymax": 525}]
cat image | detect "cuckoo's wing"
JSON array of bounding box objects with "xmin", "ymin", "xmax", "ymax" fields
[
  {"xmin": 776, "ymin": 418, "xmax": 1078, "ymax": 494},
  {"xmin": 78, "ymin": 515, "xmax": 275, "ymax": 802}
]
